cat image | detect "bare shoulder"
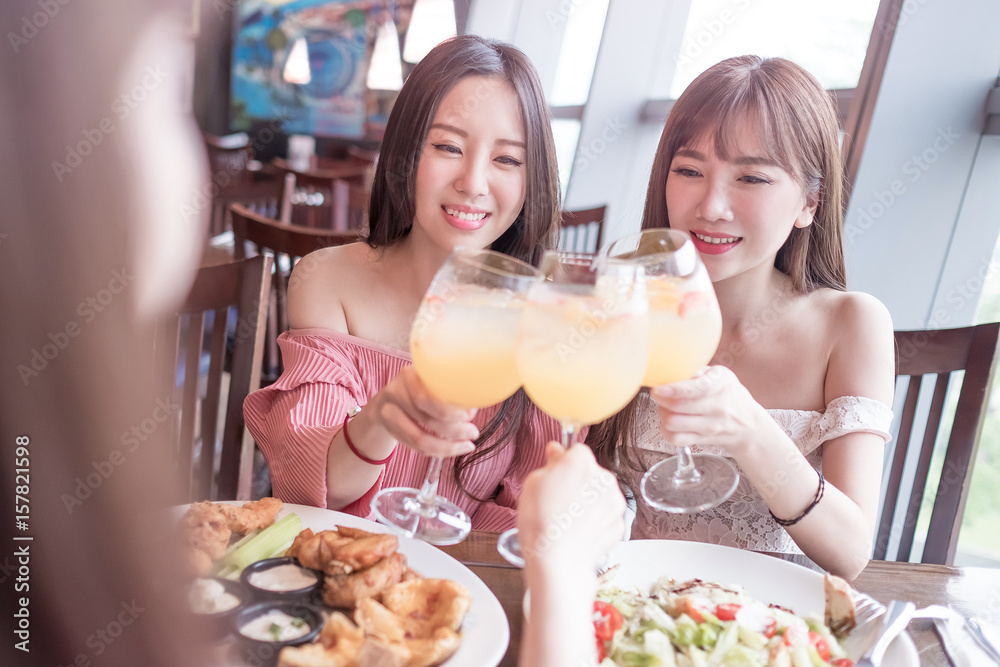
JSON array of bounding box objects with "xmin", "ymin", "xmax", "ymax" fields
[
  {"xmin": 812, "ymin": 289, "xmax": 895, "ymax": 404},
  {"xmin": 814, "ymin": 289, "xmax": 893, "ymax": 339},
  {"xmin": 287, "ymin": 242, "xmax": 375, "ymax": 331}
]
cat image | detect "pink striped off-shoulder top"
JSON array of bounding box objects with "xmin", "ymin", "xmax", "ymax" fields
[{"xmin": 243, "ymin": 328, "xmax": 565, "ymax": 531}]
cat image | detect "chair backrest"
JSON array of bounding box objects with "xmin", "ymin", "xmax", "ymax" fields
[
  {"xmin": 203, "ymin": 133, "xmax": 289, "ymax": 235},
  {"xmin": 558, "ymin": 206, "xmax": 607, "ymax": 254},
  {"xmin": 229, "ymin": 204, "xmax": 358, "ymax": 384},
  {"xmin": 204, "ymin": 132, "xmax": 253, "ymax": 182},
  {"xmin": 875, "ymin": 322, "xmax": 1000, "ymax": 564},
  {"xmin": 156, "ymin": 254, "xmax": 273, "ymax": 502},
  {"xmin": 271, "ymin": 157, "xmax": 369, "ymax": 230}
]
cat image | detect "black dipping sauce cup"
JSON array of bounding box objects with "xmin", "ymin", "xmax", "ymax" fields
[
  {"xmin": 231, "ymin": 600, "xmax": 323, "ymax": 665},
  {"xmin": 187, "ymin": 577, "xmax": 250, "ymax": 639},
  {"xmin": 240, "ymin": 556, "xmax": 324, "ymax": 604}
]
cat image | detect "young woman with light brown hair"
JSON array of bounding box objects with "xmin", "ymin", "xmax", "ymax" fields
[{"xmin": 588, "ymin": 55, "xmax": 895, "ymax": 580}]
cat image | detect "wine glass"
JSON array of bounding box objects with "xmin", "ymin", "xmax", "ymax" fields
[
  {"xmin": 604, "ymin": 228, "xmax": 739, "ymax": 513},
  {"xmin": 497, "ymin": 252, "xmax": 649, "ymax": 566},
  {"xmin": 371, "ymin": 248, "xmax": 542, "ymax": 545}
]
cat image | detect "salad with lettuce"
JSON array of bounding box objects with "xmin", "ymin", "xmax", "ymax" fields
[{"xmin": 594, "ymin": 576, "xmax": 854, "ymax": 667}]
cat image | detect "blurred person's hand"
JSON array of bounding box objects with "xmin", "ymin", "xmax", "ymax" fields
[
  {"xmin": 517, "ymin": 442, "xmax": 625, "ymax": 569},
  {"xmin": 517, "ymin": 442, "xmax": 625, "ymax": 667}
]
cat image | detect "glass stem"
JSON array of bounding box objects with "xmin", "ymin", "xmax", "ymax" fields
[
  {"xmin": 673, "ymin": 445, "xmax": 702, "ymax": 485},
  {"xmin": 415, "ymin": 456, "xmax": 443, "ymax": 507},
  {"xmin": 561, "ymin": 422, "xmax": 576, "ymax": 449}
]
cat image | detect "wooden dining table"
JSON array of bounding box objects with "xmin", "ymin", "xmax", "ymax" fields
[{"xmin": 437, "ymin": 531, "xmax": 1000, "ymax": 667}]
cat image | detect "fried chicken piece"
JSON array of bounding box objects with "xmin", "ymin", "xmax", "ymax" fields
[
  {"xmin": 218, "ymin": 497, "xmax": 283, "ymax": 534},
  {"xmin": 179, "ymin": 502, "xmax": 232, "ymax": 562},
  {"xmin": 277, "ymin": 643, "xmax": 349, "ymax": 667},
  {"xmin": 405, "ymin": 627, "xmax": 461, "ymax": 667},
  {"xmin": 323, "ymin": 552, "xmax": 408, "ymax": 609},
  {"xmin": 355, "ymin": 598, "xmax": 456, "ymax": 667},
  {"xmin": 358, "ymin": 639, "xmax": 409, "ymax": 667},
  {"xmin": 184, "ymin": 548, "xmax": 214, "ymax": 577},
  {"xmin": 824, "ymin": 573, "xmax": 856, "ymax": 637},
  {"xmin": 380, "ymin": 579, "xmax": 471, "ymax": 638},
  {"xmin": 178, "ymin": 498, "xmax": 283, "ymax": 576},
  {"xmin": 278, "ymin": 612, "xmax": 364, "ymax": 667},
  {"xmin": 287, "ymin": 527, "xmax": 400, "ymax": 575},
  {"xmin": 355, "ymin": 598, "xmax": 407, "ymax": 644}
]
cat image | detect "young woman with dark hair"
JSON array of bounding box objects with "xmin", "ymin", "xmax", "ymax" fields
[
  {"xmin": 588, "ymin": 56, "xmax": 895, "ymax": 579},
  {"xmin": 245, "ymin": 35, "xmax": 564, "ymax": 530}
]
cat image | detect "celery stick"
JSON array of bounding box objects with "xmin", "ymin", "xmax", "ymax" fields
[
  {"xmin": 224, "ymin": 513, "xmax": 303, "ymax": 572},
  {"xmin": 225, "ymin": 531, "xmax": 260, "ymax": 557}
]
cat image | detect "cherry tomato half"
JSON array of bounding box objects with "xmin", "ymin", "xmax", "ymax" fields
[
  {"xmin": 715, "ymin": 603, "xmax": 741, "ymax": 621},
  {"xmin": 809, "ymin": 630, "xmax": 831, "ymax": 662},
  {"xmin": 594, "ymin": 600, "xmax": 624, "ymax": 641}
]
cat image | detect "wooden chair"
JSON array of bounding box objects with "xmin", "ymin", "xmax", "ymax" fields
[
  {"xmin": 271, "ymin": 157, "xmax": 369, "ymax": 230},
  {"xmin": 229, "ymin": 204, "xmax": 359, "ymax": 385},
  {"xmin": 156, "ymin": 254, "xmax": 273, "ymax": 502},
  {"xmin": 203, "ymin": 132, "xmax": 286, "ymax": 234},
  {"xmin": 558, "ymin": 205, "xmax": 607, "ymax": 254},
  {"xmin": 875, "ymin": 322, "xmax": 1000, "ymax": 564}
]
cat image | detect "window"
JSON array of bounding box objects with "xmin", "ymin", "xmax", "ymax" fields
[
  {"xmin": 956, "ymin": 239, "xmax": 1000, "ymax": 566},
  {"xmin": 669, "ymin": 0, "xmax": 881, "ymax": 98},
  {"xmin": 548, "ymin": 0, "xmax": 610, "ymax": 196}
]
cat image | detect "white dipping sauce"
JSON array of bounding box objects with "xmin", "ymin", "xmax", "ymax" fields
[
  {"xmin": 248, "ymin": 563, "xmax": 319, "ymax": 592},
  {"xmin": 239, "ymin": 609, "xmax": 311, "ymax": 642},
  {"xmin": 188, "ymin": 578, "xmax": 241, "ymax": 614}
]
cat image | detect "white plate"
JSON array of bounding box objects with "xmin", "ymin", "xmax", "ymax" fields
[
  {"xmin": 176, "ymin": 502, "xmax": 509, "ymax": 667},
  {"xmin": 600, "ymin": 540, "xmax": 919, "ymax": 667}
]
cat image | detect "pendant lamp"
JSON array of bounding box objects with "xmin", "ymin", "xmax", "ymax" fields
[
  {"xmin": 402, "ymin": 0, "xmax": 457, "ymax": 64},
  {"xmin": 282, "ymin": 36, "xmax": 311, "ymax": 85},
  {"xmin": 366, "ymin": 6, "xmax": 404, "ymax": 91}
]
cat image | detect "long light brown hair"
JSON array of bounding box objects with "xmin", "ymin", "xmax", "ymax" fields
[
  {"xmin": 589, "ymin": 55, "xmax": 848, "ymax": 480},
  {"xmin": 366, "ymin": 35, "xmax": 561, "ymax": 500}
]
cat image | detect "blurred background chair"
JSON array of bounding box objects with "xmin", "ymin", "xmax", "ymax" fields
[
  {"xmin": 875, "ymin": 322, "xmax": 1000, "ymax": 564},
  {"xmin": 203, "ymin": 132, "xmax": 286, "ymax": 235},
  {"xmin": 156, "ymin": 254, "xmax": 273, "ymax": 502},
  {"xmin": 558, "ymin": 205, "xmax": 607, "ymax": 254},
  {"xmin": 229, "ymin": 204, "xmax": 358, "ymax": 386},
  {"xmin": 271, "ymin": 157, "xmax": 370, "ymax": 230}
]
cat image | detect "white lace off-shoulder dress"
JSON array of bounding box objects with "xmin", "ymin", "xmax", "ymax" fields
[{"xmin": 627, "ymin": 394, "xmax": 893, "ymax": 553}]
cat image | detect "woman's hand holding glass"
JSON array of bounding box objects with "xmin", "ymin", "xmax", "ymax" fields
[
  {"xmin": 517, "ymin": 442, "xmax": 626, "ymax": 569},
  {"xmin": 603, "ymin": 229, "xmax": 739, "ymax": 513},
  {"xmin": 371, "ymin": 248, "xmax": 542, "ymax": 545},
  {"xmin": 651, "ymin": 365, "xmax": 768, "ymax": 453},
  {"xmin": 367, "ymin": 365, "xmax": 480, "ymax": 459}
]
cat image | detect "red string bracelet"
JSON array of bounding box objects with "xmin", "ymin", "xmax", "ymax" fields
[{"xmin": 342, "ymin": 413, "xmax": 396, "ymax": 466}]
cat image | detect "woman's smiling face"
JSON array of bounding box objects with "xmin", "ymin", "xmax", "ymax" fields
[
  {"xmin": 664, "ymin": 124, "xmax": 816, "ymax": 284},
  {"xmin": 411, "ymin": 75, "xmax": 527, "ymax": 254}
]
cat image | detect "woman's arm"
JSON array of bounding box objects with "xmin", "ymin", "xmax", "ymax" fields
[
  {"xmin": 650, "ymin": 293, "xmax": 894, "ymax": 579},
  {"xmin": 519, "ymin": 443, "xmax": 626, "ymax": 667},
  {"xmin": 284, "ymin": 248, "xmax": 482, "ymax": 510},
  {"xmin": 324, "ymin": 366, "xmax": 479, "ymax": 508}
]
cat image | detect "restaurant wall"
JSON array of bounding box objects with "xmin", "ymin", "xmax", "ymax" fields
[{"xmin": 843, "ymin": 0, "xmax": 1000, "ymax": 330}]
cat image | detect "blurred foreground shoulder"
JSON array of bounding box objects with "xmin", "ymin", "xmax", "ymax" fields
[{"xmin": 287, "ymin": 242, "xmax": 371, "ymax": 332}]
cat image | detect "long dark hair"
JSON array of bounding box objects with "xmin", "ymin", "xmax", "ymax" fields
[
  {"xmin": 589, "ymin": 55, "xmax": 847, "ymax": 480},
  {"xmin": 366, "ymin": 35, "xmax": 561, "ymax": 499}
]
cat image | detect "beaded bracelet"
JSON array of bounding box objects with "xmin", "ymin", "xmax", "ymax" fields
[
  {"xmin": 342, "ymin": 412, "xmax": 396, "ymax": 466},
  {"xmin": 769, "ymin": 471, "xmax": 825, "ymax": 527}
]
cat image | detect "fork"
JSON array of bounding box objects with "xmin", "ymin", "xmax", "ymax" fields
[{"xmin": 855, "ymin": 600, "xmax": 916, "ymax": 667}]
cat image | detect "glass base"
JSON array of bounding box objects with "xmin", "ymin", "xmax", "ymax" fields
[
  {"xmin": 640, "ymin": 454, "xmax": 740, "ymax": 513},
  {"xmin": 371, "ymin": 486, "xmax": 471, "ymax": 546},
  {"xmin": 496, "ymin": 527, "xmax": 525, "ymax": 568}
]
